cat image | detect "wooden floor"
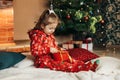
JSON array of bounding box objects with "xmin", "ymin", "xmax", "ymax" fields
[{"xmin": 0, "ymin": 40, "xmax": 120, "ymax": 59}]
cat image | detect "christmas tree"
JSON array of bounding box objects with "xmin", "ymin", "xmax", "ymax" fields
[
  {"xmin": 48, "ymin": 0, "xmax": 119, "ymax": 48},
  {"xmin": 51, "ymin": 0, "xmax": 103, "ymax": 42}
]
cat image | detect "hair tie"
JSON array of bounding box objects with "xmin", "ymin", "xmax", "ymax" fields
[{"xmin": 48, "ymin": 9, "xmax": 55, "ymax": 14}]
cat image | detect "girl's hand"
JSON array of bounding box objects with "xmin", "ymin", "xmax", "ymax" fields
[
  {"xmin": 57, "ymin": 47, "xmax": 66, "ymax": 50},
  {"xmin": 50, "ymin": 47, "xmax": 59, "ymax": 53},
  {"xmin": 60, "ymin": 48, "xmax": 66, "ymax": 50}
]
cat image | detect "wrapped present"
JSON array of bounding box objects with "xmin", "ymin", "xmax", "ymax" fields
[
  {"xmin": 53, "ymin": 50, "xmax": 73, "ymax": 63},
  {"xmin": 82, "ymin": 38, "xmax": 93, "ymax": 51},
  {"xmin": 62, "ymin": 41, "xmax": 82, "ymax": 49},
  {"xmin": 72, "ymin": 41, "xmax": 82, "ymax": 48},
  {"xmin": 62, "ymin": 41, "xmax": 74, "ymax": 49},
  {"xmin": 82, "ymin": 43, "xmax": 93, "ymax": 51}
]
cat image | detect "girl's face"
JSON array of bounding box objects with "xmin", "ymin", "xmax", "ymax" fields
[{"xmin": 42, "ymin": 17, "xmax": 58, "ymax": 35}]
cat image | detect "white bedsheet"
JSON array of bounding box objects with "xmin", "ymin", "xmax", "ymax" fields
[{"xmin": 0, "ymin": 56, "xmax": 120, "ymax": 80}]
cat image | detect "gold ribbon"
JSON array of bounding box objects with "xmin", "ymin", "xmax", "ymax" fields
[{"xmin": 59, "ymin": 50, "xmax": 73, "ymax": 63}]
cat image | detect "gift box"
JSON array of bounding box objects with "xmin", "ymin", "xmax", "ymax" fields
[
  {"xmin": 82, "ymin": 38, "xmax": 93, "ymax": 51},
  {"xmin": 62, "ymin": 41, "xmax": 82, "ymax": 49},
  {"xmin": 62, "ymin": 41, "xmax": 74, "ymax": 49},
  {"xmin": 53, "ymin": 50, "xmax": 72, "ymax": 62},
  {"xmin": 82, "ymin": 43, "xmax": 93, "ymax": 51}
]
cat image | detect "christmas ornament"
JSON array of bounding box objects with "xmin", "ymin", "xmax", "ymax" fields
[
  {"xmin": 100, "ymin": 20, "xmax": 105, "ymax": 24},
  {"xmin": 66, "ymin": 14, "xmax": 71, "ymax": 19},
  {"xmin": 89, "ymin": 11, "xmax": 93, "ymax": 15},
  {"xmin": 84, "ymin": 16, "xmax": 89, "ymax": 21},
  {"xmin": 75, "ymin": 10, "xmax": 84, "ymax": 20}
]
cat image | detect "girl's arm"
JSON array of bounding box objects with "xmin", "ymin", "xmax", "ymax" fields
[{"xmin": 30, "ymin": 33, "xmax": 50, "ymax": 57}]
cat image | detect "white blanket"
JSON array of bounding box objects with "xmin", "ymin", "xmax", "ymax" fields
[{"xmin": 0, "ymin": 56, "xmax": 120, "ymax": 80}]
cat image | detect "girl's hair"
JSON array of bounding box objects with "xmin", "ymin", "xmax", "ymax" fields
[{"xmin": 33, "ymin": 9, "xmax": 60, "ymax": 30}]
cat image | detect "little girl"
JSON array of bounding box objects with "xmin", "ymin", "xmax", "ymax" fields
[{"xmin": 28, "ymin": 9, "xmax": 98, "ymax": 72}]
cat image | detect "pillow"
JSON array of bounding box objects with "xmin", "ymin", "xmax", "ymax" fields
[
  {"xmin": 95, "ymin": 56, "xmax": 120, "ymax": 75},
  {"xmin": 14, "ymin": 55, "xmax": 34, "ymax": 68},
  {"xmin": 68, "ymin": 48, "xmax": 99, "ymax": 62},
  {"xmin": 0, "ymin": 51, "xmax": 26, "ymax": 70}
]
